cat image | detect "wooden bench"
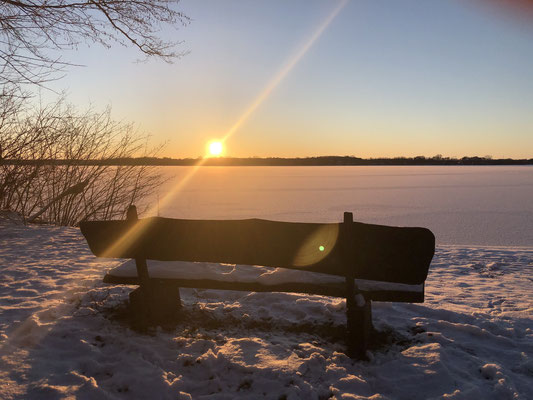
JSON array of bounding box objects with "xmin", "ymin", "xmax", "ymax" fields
[{"xmin": 80, "ymin": 206, "xmax": 435, "ymax": 358}]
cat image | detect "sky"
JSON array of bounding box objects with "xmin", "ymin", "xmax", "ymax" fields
[{"xmin": 45, "ymin": 0, "xmax": 533, "ymax": 159}]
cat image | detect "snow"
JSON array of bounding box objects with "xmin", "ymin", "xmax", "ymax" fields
[
  {"xmin": 148, "ymin": 166, "xmax": 533, "ymax": 247},
  {"xmin": 1, "ymin": 221, "xmax": 532, "ymax": 399},
  {"xmin": 106, "ymin": 260, "xmax": 424, "ymax": 293}
]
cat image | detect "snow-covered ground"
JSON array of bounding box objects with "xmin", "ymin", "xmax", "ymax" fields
[{"xmin": 1, "ymin": 220, "xmax": 532, "ymax": 399}]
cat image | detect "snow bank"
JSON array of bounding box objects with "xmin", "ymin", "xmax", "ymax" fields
[{"xmin": 1, "ymin": 221, "xmax": 532, "ymax": 399}]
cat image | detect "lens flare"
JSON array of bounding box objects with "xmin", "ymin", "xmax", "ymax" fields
[
  {"xmin": 221, "ymin": 0, "xmax": 349, "ymax": 144},
  {"xmin": 155, "ymin": 0, "xmax": 348, "ymax": 209},
  {"xmin": 293, "ymin": 224, "xmax": 339, "ymax": 267},
  {"xmin": 99, "ymin": 1, "xmax": 349, "ymax": 258}
]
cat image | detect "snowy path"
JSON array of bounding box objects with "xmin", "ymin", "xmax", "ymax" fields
[{"xmin": 0, "ymin": 221, "xmax": 532, "ymax": 399}]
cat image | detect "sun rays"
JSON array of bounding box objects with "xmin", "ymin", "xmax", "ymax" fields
[
  {"xmin": 152, "ymin": 0, "xmax": 348, "ymax": 211},
  {"xmin": 99, "ymin": 0, "xmax": 349, "ymax": 258},
  {"xmin": 220, "ymin": 0, "xmax": 349, "ymax": 144}
]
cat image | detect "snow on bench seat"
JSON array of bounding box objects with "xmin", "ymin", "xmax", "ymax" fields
[{"xmin": 103, "ymin": 260, "xmax": 424, "ymax": 302}]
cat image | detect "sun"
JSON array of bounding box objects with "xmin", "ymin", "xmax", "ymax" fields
[{"xmin": 208, "ymin": 141, "xmax": 223, "ymax": 157}]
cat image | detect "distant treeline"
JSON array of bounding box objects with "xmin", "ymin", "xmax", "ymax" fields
[{"xmin": 3, "ymin": 155, "xmax": 533, "ymax": 166}]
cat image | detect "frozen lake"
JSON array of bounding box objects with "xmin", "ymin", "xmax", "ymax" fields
[{"xmin": 145, "ymin": 166, "xmax": 533, "ymax": 247}]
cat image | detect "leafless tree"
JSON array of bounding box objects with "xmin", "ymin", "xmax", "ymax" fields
[
  {"xmin": 0, "ymin": 0, "xmax": 189, "ymax": 87},
  {"xmin": 0, "ymin": 0, "xmax": 184, "ymax": 222},
  {"xmin": 0, "ymin": 94, "xmax": 164, "ymax": 225}
]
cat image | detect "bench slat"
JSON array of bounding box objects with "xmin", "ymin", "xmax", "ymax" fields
[
  {"xmin": 80, "ymin": 217, "xmax": 434, "ymax": 285},
  {"xmin": 102, "ymin": 273, "xmax": 424, "ymax": 303}
]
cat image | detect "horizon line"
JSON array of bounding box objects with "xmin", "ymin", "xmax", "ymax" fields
[{"xmin": 4, "ymin": 155, "xmax": 533, "ymax": 166}]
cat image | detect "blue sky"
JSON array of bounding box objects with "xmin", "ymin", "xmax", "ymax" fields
[{"xmin": 46, "ymin": 0, "xmax": 533, "ymax": 158}]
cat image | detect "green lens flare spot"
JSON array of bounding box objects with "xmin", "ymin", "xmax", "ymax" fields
[{"xmin": 319, "ymin": 245, "xmax": 325, "ymax": 252}]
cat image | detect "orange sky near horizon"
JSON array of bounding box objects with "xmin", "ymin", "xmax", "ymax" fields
[{"xmin": 45, "ymin": 0, "xmax": 533, "ymax": 159}]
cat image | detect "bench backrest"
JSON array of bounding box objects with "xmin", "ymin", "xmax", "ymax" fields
[{"xmin": 80, "ymin": 214, "xmax": 435, "ymax": 285}]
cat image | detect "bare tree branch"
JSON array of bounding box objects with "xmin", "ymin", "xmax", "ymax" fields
[{"xmin": 0, "ymin": 0, "xmax": 189, "ymax": 88}]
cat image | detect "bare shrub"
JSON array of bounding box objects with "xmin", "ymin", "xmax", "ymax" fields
[{"xmin": 0, "ymin": 94, "xmax": 163, "ymax": 225}]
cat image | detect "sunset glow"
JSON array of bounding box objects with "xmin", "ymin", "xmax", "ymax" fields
[{"xmin": 44, "ymin": 1, "xmax": 533, "ymax": 159}]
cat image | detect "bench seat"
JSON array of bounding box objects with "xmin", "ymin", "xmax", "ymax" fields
[{"xmin": 103, "ymin": 260, "xmax": 424, "ymax": 303}]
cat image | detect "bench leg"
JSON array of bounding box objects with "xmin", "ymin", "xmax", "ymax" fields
[
  {"xmin": 129, "ymin": 283, "xmax": 182, "ymax": 327},
  {"xmin": 346, "ymin": 294, "xmax": 373, "ymax": 359}
]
